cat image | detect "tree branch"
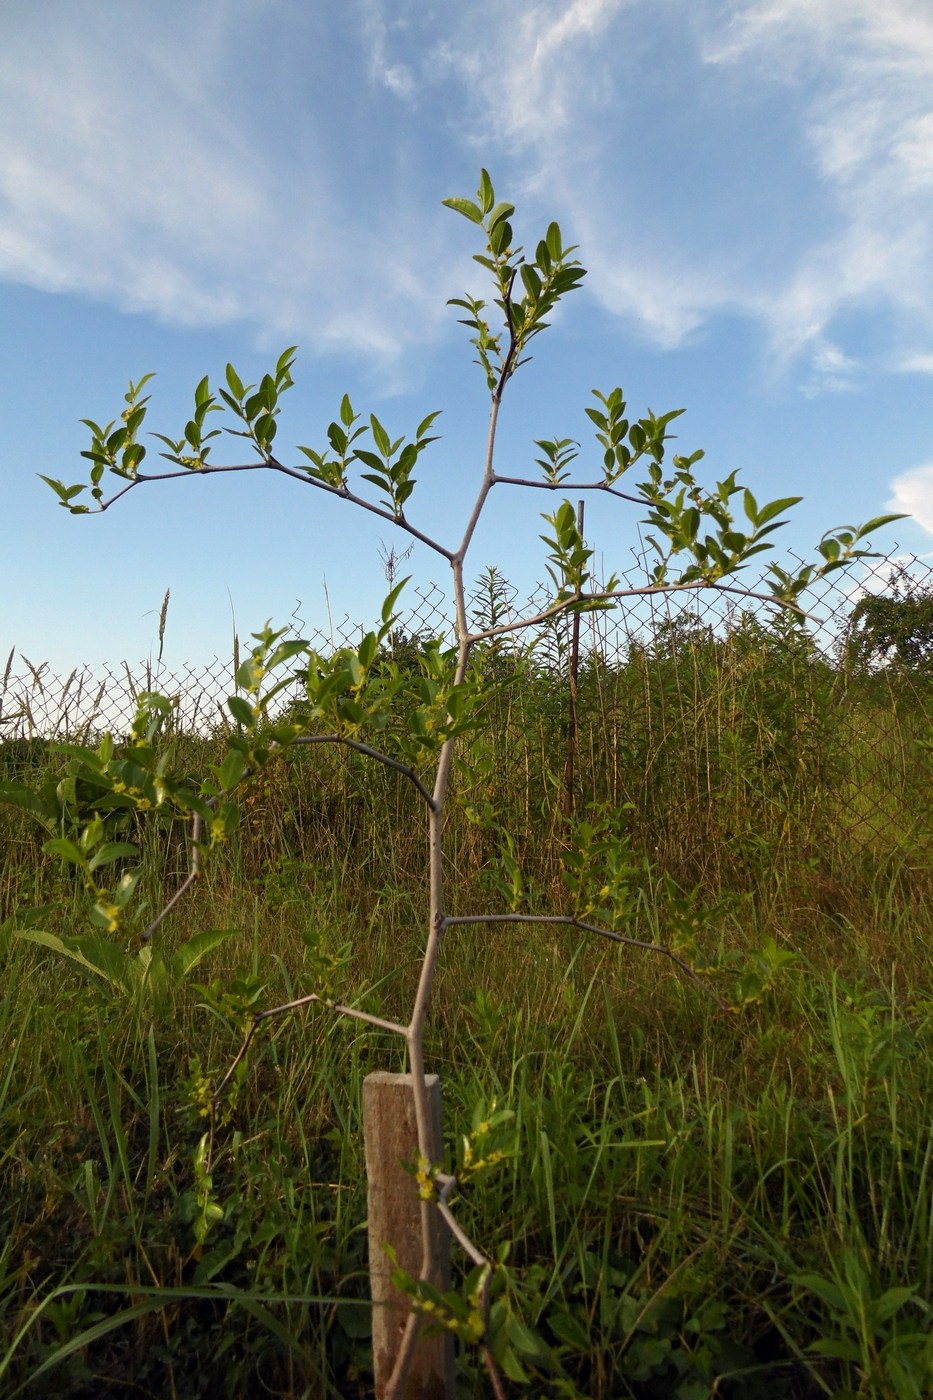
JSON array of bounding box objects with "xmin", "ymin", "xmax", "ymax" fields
[
  {"xmin": 214, "ymin": 993, "xmax": 407, "ymax": 1102},
  {"xmin": 92, "ymin": 458, "xmax": 454, "ymax": 561},
  {"xmin": 292, "ymin": 734, "xmax": 438, "ymax": 811},
  {"xmin": 442, "ymin": 912, "xmax": 729, "ymax": 1009},
  {"xmin": 466, "ymin": 578, "xmax": 808, "ymax": 645},
  {"xmin": 491, "ymin": 473, "xmax": 644, "ymax": 505},
  {"xmin": 140, "ymin": 811, "xmax": 204, "ymax": 943},
  {"xmin": 255, "ymin": 991, "xmax": 407, "ymax": 1038},
  {"xmin": 435, "ymin": 1180, "xmax": 487, "ymax": 1268}
]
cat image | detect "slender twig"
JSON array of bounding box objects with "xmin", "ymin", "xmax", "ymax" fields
[
  {"xmin": 211, "ymin": 1018, "xmax": 262, "ymax": 1101},
  {"xmin": 254, "ymin": 992, "xmax": 407, "ymax": 1039},
  {"xmin": 436, "ymin": 1182, "xmax": 486, "ymax": 1267},
  {"xmin": 482, "ymin": 1344, "xmax": 509, "ymax": 1400},
  {"xmin": 141, "ymin": 733, "xmax": 433, "ymax": 945},
  {"xmin": 213, "ymin": 993, "xmax": 407, "ymax": 1102},
  {"xmin": 442, "ymin": 912, "xmax": 730, "ymax": 1010},
  {"xmin": 435, "ymin": 1179, "xmax": 506, "ymax": 1399},
  {"xmin": 292, "ymin": 734, "xmax": 437, "ymax": 811},
  {"xmin": 140, "ymin": 812, "xmax": 203, "ymax": 943},
  {"xmin": 492, "ymin": 473, "xmax": 645, "ymax": 505},
  {"xmin": 467, "ymin": 579, "xmax": 808, "ymax": 645},
  {"xmin": 93, "ymin": 459, "xmax": 455, "ymax": 561},
  {"xmin": 493, "ymin": 269, "xmax": 519, "ymax": 402}
]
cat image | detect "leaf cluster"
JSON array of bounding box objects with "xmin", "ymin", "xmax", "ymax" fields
[
  {"xmin": 561, "ymin": 808, "xmax": 641, "ymax": 924},
  {"xmin": 213, "ymin": 347, "xmax": 297, "ymax": 462},
  {"xmin": 41, "ymin": 374, "xmax": 155, "ymax": 510},
  {"xmin": 445, "ymin": 169, "xmax": 586, "ymax": 395}
]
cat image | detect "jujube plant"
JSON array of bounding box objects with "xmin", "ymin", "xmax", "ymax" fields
[{"xmin": 8, "ymin": 169, "xmax": 902, "ymax": 1398}]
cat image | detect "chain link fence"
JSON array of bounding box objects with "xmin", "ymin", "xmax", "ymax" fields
[{"xmin": 1, "ymin": 554, "xmax": 930, "ymax": 741}]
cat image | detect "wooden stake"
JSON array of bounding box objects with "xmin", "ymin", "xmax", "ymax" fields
[{"xmin": 363, "ymin": 1071, "xmax": 455, "ymax": 1399}]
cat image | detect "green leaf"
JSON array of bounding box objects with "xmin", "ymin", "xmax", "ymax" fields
[
  {"xmin": 855, "ymin": 512, "xmax": 907, "ymax": 540},
  {"xmin": 370, "ymin": 415, "xmax": 391, "ymax": 458},
  {"xmin": 793, "ymin": 1273, "xmax": 846, "ymax": 1310},
  {"xmin": 39, "ymin": 475, "xmax": 86, "ymax": 504},
  {"xmin": 488, "ymin": 201, "xmax": 515, "ymax": 231},
  {"xmin": 869, "ymin": 1285, "xmax": 916, "ymax": 1324},
  {"xmin": 17, "ymin": 930, "xmax": 140, "ymax": 993},
  {"xmin": 87, "ymin": 842, "xmax": 138, "ymax": 871},
  {"xmin": 478, "ymin": 169, "xmax": 494, "ymax": 214},
  {"xmin": 416, "ymin": 409, "xmax": 442, "ymax": 440},
  {"xmin": 44, "ymin": 837, "xmax": 85, "ymax": 865},
  {"xmin": 276, "ymin": 345, "xmax": 297, "ymax": 375},
  {"xmin": 548, "ymin": 1309, "xmax": 590, "ymax": 1351},
  {"xmin": 255, "ymin": 413, "xmax": 277, "ymax": 446},
  {"xmin": 265, "ymin": 643, "xmax": 307, "ymax": 677},
  {"xmin": 520, "ymin": 264, "xmax": 542, "ymax": 301},
  {"xmin": 808, "ymin": 1338, "xmax": 862, "ymax": 1362},
  {"xmin": 442, "ymin": 196, "xmax": 484, "ymax": 223},
  {"xmin": 0, "ymin": 781, "xmax": 56, "ymax": 827},
  {"xmin": 227, "ymin": 695, "xmax": 255, "ymax": 728},
  {"xmin": 327, "ymin": 423, "xmax": 347, "ymax": 456},
  {"xmin": 756, "ymin": 496, "xmax": 803, "ymax": 526},
  {"xmin": 217, "ymin": 750, "xmax": 247, "ymax": 790},
  {"xmin": 170, "ymin": 927, "xmax": 237, "ymax": 979},
  {"xmin": 355, "ymin": 450, "xmax": 387, "ymax": 474},
  {"xmin": 488, "ymin": 220, "xmax": 512, "ymax": 256},
  {"xmin": 499, "ymin": 1346, "xmax": 531, "ymax": 1384},
  {"xmin": 545, "ymin": 221, "xmax": 563, "ymax": 261},
  {"xmin": 382, "ymin": 577, "xmax": 410, "ymax": 624}
]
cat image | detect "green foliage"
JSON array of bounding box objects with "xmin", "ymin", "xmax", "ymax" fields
[
  {"xmin": 7, "ymin": 167, "xmax": 919, "ymax": 1398},
  {"xmin": 215, "ymin": 345, "xmax": 297, "ymax": 461},
  {"xmin": 560, "ymin": 807, "xmax": 640, "ymax": 922},
  {"xmin": 15, "ymin": 925, "xmax": 236, "ymax": 1001},
  {"xmin": 445, "ymin": 170, "xmax": 586, "ymax": 394},
  {"xmin": 847, "ymin": 566, "xmax": 933, "ymax": 673}
]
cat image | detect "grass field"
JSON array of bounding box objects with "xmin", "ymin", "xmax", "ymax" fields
[{"xmin": 1, "ymin": 612, "xmax": 932, "ymax": 1398}]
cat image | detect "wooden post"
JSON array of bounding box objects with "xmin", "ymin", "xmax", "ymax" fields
[{"xmin": 363, "ymin": 1071, "xmax": 455, "ymax": 1400}]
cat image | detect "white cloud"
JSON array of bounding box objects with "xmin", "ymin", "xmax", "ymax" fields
[
  {"xmin": 0, "ymin": 3, "xmax": 455, "ymax": 376},
  {"xmin": 4, "ymin": 0, "xmax": 933, "ymax": 389},
  {"xmin": 702, "ymin": 0, "xmax": 933, "ymax": 369},
  {"xmin": 798, "ymin": 339, "xmax": 860, "ymax": 397},
  {"xmin": 888, "ymin": 464, "xmax": 933, "ymax": 536},
  {"xmin": 357, "ymin": 0, "xmax": 418, "ymax": 100},
  {"xmin": 493, "ymin": 0, "xmax": 631, "ymax": 146},
  {"xmin": 897, "ymin": 353, "xmax": 933, "ymax": 375},
  {"xmin": 372, "ymin": 0, "xmax": 933, "ymax": 374}
]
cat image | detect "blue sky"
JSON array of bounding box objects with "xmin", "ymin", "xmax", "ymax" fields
[{"xmin": 3, "ymin": 0, "xmax": 933, "ymax": 679}]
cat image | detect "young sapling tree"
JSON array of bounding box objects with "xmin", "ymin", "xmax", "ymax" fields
[{"xmin": 16, "ymin": 170, "xmax": 903, "ymax": 1397}]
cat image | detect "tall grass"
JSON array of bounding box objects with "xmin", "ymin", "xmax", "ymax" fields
[{"xmin": 1, "ymin": 611, "xmax": 931, "ymax": 1396}]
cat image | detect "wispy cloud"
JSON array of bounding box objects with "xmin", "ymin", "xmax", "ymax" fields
[
  {"xmin": 896, "ymin": 353, "xmax": 933, "ymax": 375},
  {"xmin": 798, "ymin": 339, "xmax": 860, "ymax": 397},
  {"xmin": 4, "ymin": 0, "xmax": 933, "ymax": 392},
  {"xmin": 0, "ymin": 4, "xmax": 453, "ymax": 377},
  {"xmin": 361, "ymin": 0, "xmax": 933, "ymax": 380},
  {"xmin": 703, "ymin": 0, "xmax": 933, "ymax": 372},
  {"xmin": 888, "ymin": 464, "xmax": 933, "ymax": 537}
]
